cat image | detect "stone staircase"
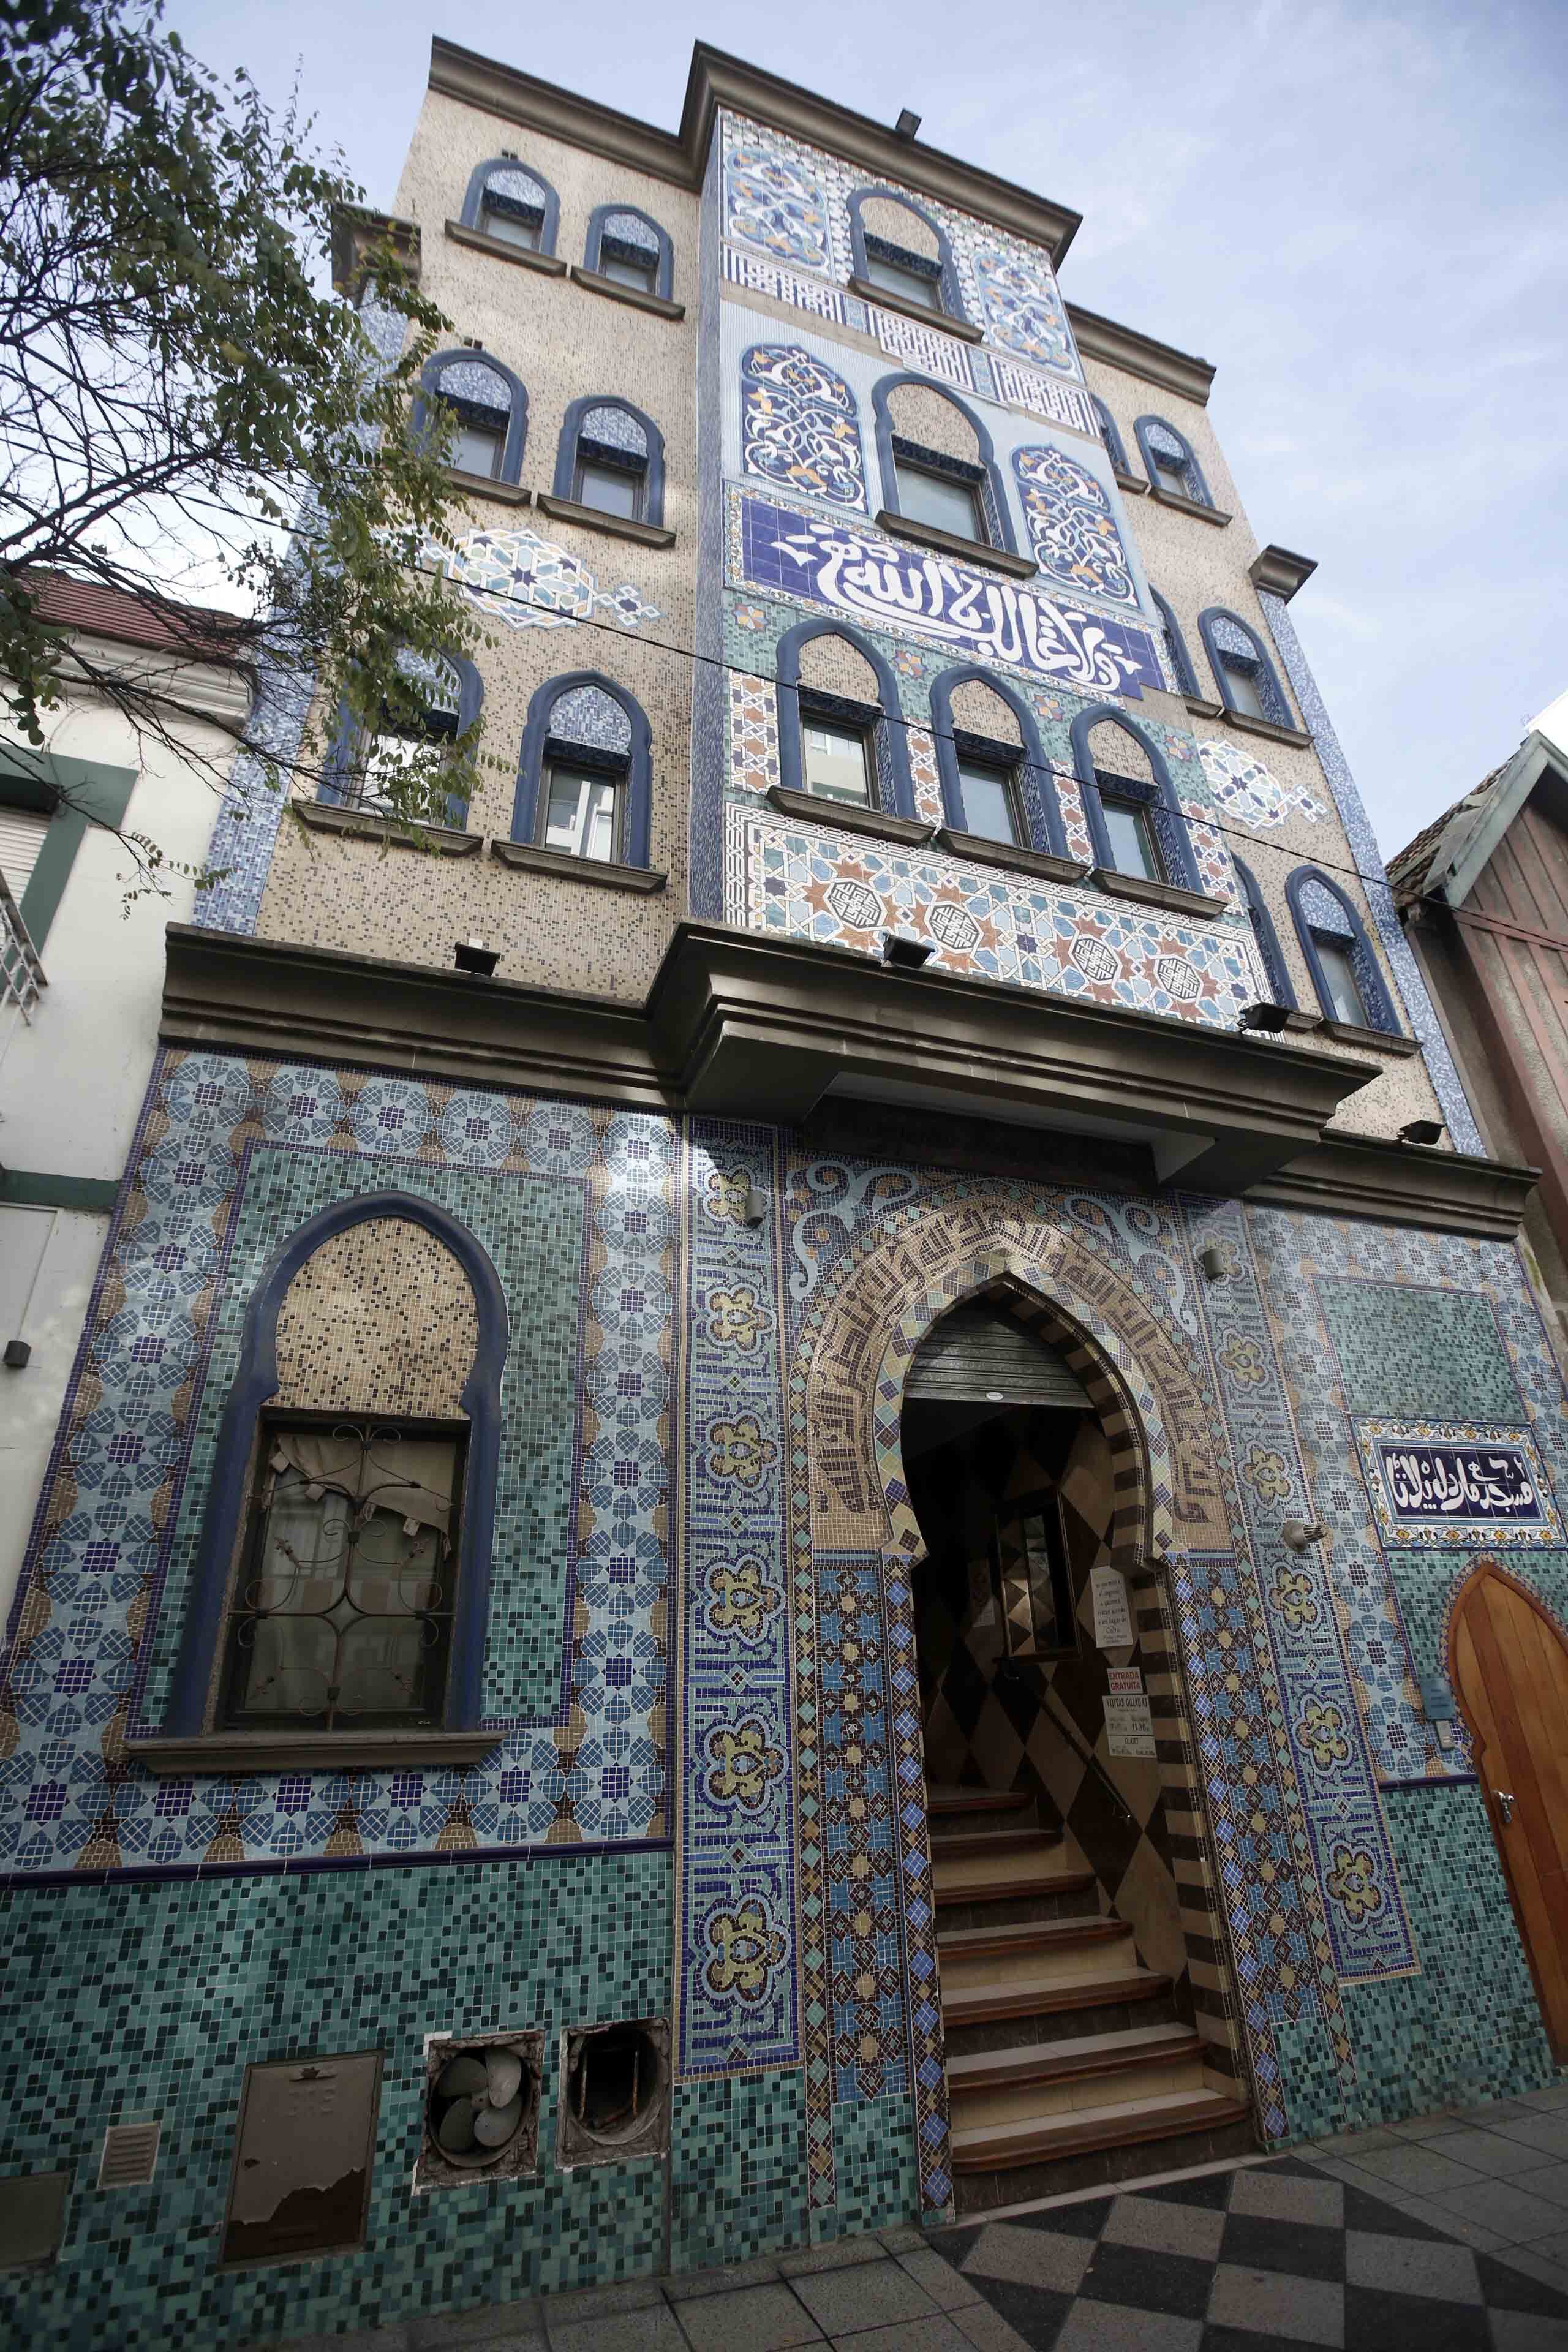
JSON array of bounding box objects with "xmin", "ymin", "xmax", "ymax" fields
[{"xmin": 930, "ymin": 1785, "xmax": 1255, "ymax": 2214}]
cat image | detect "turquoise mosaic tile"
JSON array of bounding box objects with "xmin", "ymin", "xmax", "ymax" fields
[
  {"xmin": 829, "ymin": 2092, "xmax": 919, "ymax": 2239},
  {"xmin": 668, "ymin": 2068, "xmax": 807, "ymax": 2270},
  {"xmin": 0, "ymin": 1851, "xmax": 671, "ymax": 2347},
  {"xmin": 1317, "ymin": 1279, "xmax": 1522, "ymax": 1423}
]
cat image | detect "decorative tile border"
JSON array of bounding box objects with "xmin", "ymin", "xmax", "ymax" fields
[{"xmin": 1354, "ymin": 1420, "xmax": 1562, "ymax": 1550}]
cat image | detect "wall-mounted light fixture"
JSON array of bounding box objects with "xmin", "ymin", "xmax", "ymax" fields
[
  {"xmin": 881, "ymin": 930, "xmax": 934, "ymax": 970},
  {"xmin": 1398, "ymin": 1120, "xmax": 1444, "ymax": 1145},
  {"xmin": 453, "ymin": 938, "xmax": 500, "ymax": 976},
  {"xmin": 1238, "ymin": 1001, "xmax": 1292, "ymax": 1033},
  {"xmin": 1281, "ymin": 1520, "xmax": 1327, "ymax": 1552},
  {"xmin": 1195, "ymin": 1243, "xmax": 1230, "ymax": 1281},
  {"xmin": 741, "ymin": 1182, "xmax": 766, "ymax": 1229},
  {"xmin": 894, "ymin": 107, "xmax": 922, "ymax": 138}
]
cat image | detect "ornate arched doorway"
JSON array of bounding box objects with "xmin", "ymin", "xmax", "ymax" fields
[
  {"xmin": 793, "ymin": 1199, "xmax": 1254, "ymax": 2222},
  {"xmin": 1450, "ymin": 1559, "xmax": 1568, "ymax": 2060}
]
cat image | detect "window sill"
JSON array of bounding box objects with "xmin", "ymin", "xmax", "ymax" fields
[
  {"xmin": 767, "ymin": 784, "xmax": 933, "ymax": 846},
  {"xmin": 443, "ymin": 220, "xmax": 567, "ymax": 276},
  {"xmin": 298, "ymin": 804, "xmax": 483, "ymax": 856},
  {"xmin": 1323, "ymin": 1020, "xmax": 1420, "ymax": 1057},
  {"xmin": 535, "ymin": 492, "xmax": 676, "ymax": 549},
  {"xmin": 1091, "ymin": 867, "xmax": 1231, "ymax": 922},
  {"xmin": 445, "ymin": 469, "xmax": 531, "ymax": 507},
  {"xmin": 570, "ymin": 264, "xmax": 685, "ymax": 320},
  {"xmin": 1112, "ymin": 469, "xmax": 1148, "ymax": 496},
  {"xmin": 935, "ymin": 827, "xmax": 1090, "ymax": 885},
  {"xmin": 1217, "ymin": 708, "xmax": 1313, "ymax": 750},
  {"xmin": 1183, "ymin": 696, "xmax": 1226, "ymax": 722},
  {"xmin": 848, "ymin": 277, "xmax": 984, "ymax": 342},
  {"xmin": 873, "ymin": 508, "xmax": 1036, "ymax": 580},
  {"xmin": 1147, "ymin": 485, "xmax": 1232, "ymax": 527},
  {"xmin": 128, "ymin": 1729, "xmax": 501, "ymax": 1774},
  {"xmin": 491, "ymin": 839, "xmax": 667, "ymax": 892}
]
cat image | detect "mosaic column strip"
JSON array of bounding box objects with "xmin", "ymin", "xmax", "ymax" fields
[{"xmin": 676, "ymin": 1121, "xmax": 798, "ymax": 2077}]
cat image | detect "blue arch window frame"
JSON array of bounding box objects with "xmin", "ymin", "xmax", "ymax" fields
[
  {"xmin": 320, "ymin": 647, "xmax": 483, "ymax": 829},
  {"xmin": 1233, "ymin": 857, "xmax": 1295, "ymax": 1008},
  {"xmin": 1134, "ymin": 415, "xmax": 1212, "ymax": 508},
  {"xmin": 461, "ymin": 155, "xmax": 560, "ymax": 255},
  {"xmin": 775, "ymin": 616, "xmax": 917, "ymax": 821},
  {"xmin": 1069, "ymin": 703, "xmax": 1202, "ymax": 893},
  {"xmin": 1198, "ymin": 607, "xmax": 1294, "ymax": 729},
  {"xmin": 1090, "ymin": 395, "xmax": 1129, "ymax": 475},
  {"xmin": 871, "ymin": 374, "xmax": 1016, "ymax": 556},
  {"xmin": 511, "ymin": 669, "xmax": 654, "ymax": 868},
  {"xmin": 1286, "ymin": 865, "xmax": 1401, "ymax": 1034},
  {"xmin": 584, "ymin": 203, "xmax": 674, "ymax": 301},
  {"xmin": 848, "ymin": 186, "xmax": 968, "ymax": 325},
  {"xmin": 929, "ymin": 666, "xmax": 1069, "ymax": 858},
  {"xmin": 553, "ymin": 394, "xmax": 667, "ymax": 527},
  {"xmin": 1150, "ymin": 588, "xmax": 1199, "ymax": 699},
  {"xmin": 412, "ymin": 347, "xmax": 529, "ymax": 485},
  {"xmin": 161, "ymin": 1190, "xmax": 508, "ymax": 1740}
]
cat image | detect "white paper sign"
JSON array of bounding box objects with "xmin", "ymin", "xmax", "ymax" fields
[
  {"xmin": 1104, "ymin": 1693, "xmax": 1156, "ymax": 1758},
  {"xmin": 1091, "ymin": 1564, "xmax": 1134, "ymax": 1650}
]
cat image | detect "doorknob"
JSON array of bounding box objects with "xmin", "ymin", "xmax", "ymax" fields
[{"xmin": 1495, "ymin": 1789, "xmax": 1516, "ymax": 1825}]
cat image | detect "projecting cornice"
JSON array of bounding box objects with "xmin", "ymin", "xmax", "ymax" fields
[
  {"xmin": 1066, "ymin": 304, "xmax": 1216, "ymax": 405},
  {"xmin": 426, "ymin": 39, "xmax": 1082, "ymax": 262},
  {"xmin": 155, "ymin": 921, "xmax": 1537, "ymax": 1235},
  {"xmin": 1249, "ymin": 545, "xmax": 1318, "ymax": 602}
]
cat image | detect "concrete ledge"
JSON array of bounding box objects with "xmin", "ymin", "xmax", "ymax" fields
[
  {"xmin": 1090, "ymin": 868, "xmax": 1232, "ymax": 922},
  {"xmin": 849, "ymin": 277, "xmax": 985, "ymax": 342},
  {"xmin": 873, "ymin": 508, "xmax": 1036, "ymax": 579},
  {"xmin": 570, "ymin": 264, "xmax": 685, "ymax": 319},
  {"xmin": 443, "ymin": 219, "xmax": 567, "ymax": 274},
  {"xmin": 535, "ymin": 492, "xmax": 676, "ymax": 548},
  {"xmin": 490, "ymin": 839, "xmax": 668, "ymax": 892},
  {"xmin": 1148, "ymin": 485, "xmax": 1232, "ymax": 527},
  {"xmin": 768, "ymin": 784, "xmax": 933, "ymax": 846}
]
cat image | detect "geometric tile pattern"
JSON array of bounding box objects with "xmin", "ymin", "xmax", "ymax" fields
[
  {"xmin": 725, "ymin": 807, "xmax": 1262, "ymax": 1023},
  {"xmin": 1198, "ymin": 737, "xmax": 1326, "ymax": 829},
  {"xmin": 675, "ymin": 1121, "xmax": 797, "ymax": 2077},
  {"xmin": 0, "ymin": 1847, "xmax": 673, "ymax": 2344},
  {"xmin": 0, "ymin": 1054, "xmax": 677, "ymax": 1874},
  {"xmin": 421, "ymin": 523, "xmax": 664, "ymax": 636}
]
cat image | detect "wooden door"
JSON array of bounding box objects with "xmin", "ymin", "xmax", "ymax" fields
[{"xmin": 1450, "ymin": 1562, "xmax": 1568, "ymax": 2059}]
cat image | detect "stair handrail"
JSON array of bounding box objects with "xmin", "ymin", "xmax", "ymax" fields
[{"xmin": 1007, "ymin": 1667, "xmax": 1137, "ymax": 1828}]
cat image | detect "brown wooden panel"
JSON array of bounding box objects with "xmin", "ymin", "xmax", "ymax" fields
[{"xmin": 1452, "ymin": 1564, "xmax": 1568, "ymax": 2059}]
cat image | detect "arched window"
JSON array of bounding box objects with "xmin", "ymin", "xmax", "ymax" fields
[
  {"xmin": 553, "ymin": 396, "xmax": 666, "ymax": 527},
  {"xmin": 848, "ymin": 187, "xmax": 968, "ymax": 327},
  {"xmin": 413, "ymin": 349, "xmax": 528, "ymax": 486},
  {"xmin": 1286, "ymin": 867, "xmax": 1401, "ymax": 1035},
  {"xmin": 1134, "ymin": 415, "xmax": 1212, "ymax": 508},
  {"xmin": 872, "ymin": 375, "xmax": 1015, "ymax": 556},
  {"xmin": 1012, "ymin": 444, "xmax": 1137, "ymax": 607},
  {"xmin": 1150, "ymin": 588, "xmax": 1199, "ymax": 699},
  {"xmin": 583, "ymin": 203, "xmax": 674, "ymax": 300},
  {"xmin": 322, "ymin": 647, "xmax": 483, "ymax": 828},
  {"xmin": 1233, "ymin": 858, "xmax": 1295, "ymax": 1008},
  {"xmin": 740, "ymin": 344, "xmax": 866, "ymax": 513},
  {"xmin": 157, "ymin": 1191, "xmax": 507, "ymax": 1754},
  {"xmin": 1199, "ymin": 608, "xmax": 1294, "ymax": 729},
  {"xmin": 460, "ymin": 155, "xmax": 560, "ymax": 256},
  {"xmin": 775, "ymin": 617, "xmax": 916, "ymax": 821},
  {"xmin": 1070, "ymin": 705, "xmax": 1202, "ymax": 895},
  {"xmin": 929, "ymin": 666, "xmax": 1070, "ymax": 859},
  {"xmin": 511, "ymin": 672, "xmax": 654, "ymax": 869},
  {"xmin": 1090, "ymin": 395, "xmax": 1128, "ymax": 475}
]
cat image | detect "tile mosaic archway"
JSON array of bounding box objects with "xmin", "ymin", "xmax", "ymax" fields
[{"xmin": 791, "ymin": 1196, "xmax": 1251, "ymax": 2222}]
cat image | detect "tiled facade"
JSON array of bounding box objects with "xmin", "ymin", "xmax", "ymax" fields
[{"xmin": 4, "ymin": 38, "xmax": 1561, "ymax": 2349}]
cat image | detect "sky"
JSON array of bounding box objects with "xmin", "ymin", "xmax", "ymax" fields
[{"xmin": 170, "ymin": 0, "xmax": 1568, "ymax": 861}]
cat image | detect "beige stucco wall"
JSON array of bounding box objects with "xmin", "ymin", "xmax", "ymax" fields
[{"xmin": 256, "ymin": 92, "xmax": 699, "ymax": 1001}]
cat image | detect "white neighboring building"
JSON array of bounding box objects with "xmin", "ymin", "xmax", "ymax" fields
[{"xmin": 0, "ymin": 576, "xmax": 250, "ymax": 1632}]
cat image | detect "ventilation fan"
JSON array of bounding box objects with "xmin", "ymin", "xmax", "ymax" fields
[{"xmin": 419, "ymin": 2029, "xmax": 543, "ymax": 2187}]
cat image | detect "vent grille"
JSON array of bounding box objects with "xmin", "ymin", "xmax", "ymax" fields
[{"xmin": 98, "ymin": 2120, "xmax": 160, "ymax": 2190}]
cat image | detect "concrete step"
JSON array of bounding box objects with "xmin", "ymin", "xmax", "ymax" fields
[
  {"xmin": 929, "ymin": 1825, "xmax": 1058, "ymax": 1861},
  {"xmin": 931, "ymin": 1838, "xmax": 1079, "ymax": 1909},
  {"xmin": 948, "ymin": 2024, "xmax": 1206, "ymax": 2133},
  {"xmin": 951, "ymin": 2084, "xmax": 1254, "ymax": 2174},
  {"xmin": 938, "ymin": 1915, "xmax": 1133, "ymax": 1995},
  {"xmin": 941, "ymin": 1964, "xmax": 1172, "ymax": 2032},
  {"xmin": 927, "ymin": 1786, "xmax": 1034, "ymax": 1817}
]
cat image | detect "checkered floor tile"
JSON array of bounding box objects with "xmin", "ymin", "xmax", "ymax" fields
[{"xmin": 933, "ymin": 2155, "xmax": 1568, "ymax": 2348}]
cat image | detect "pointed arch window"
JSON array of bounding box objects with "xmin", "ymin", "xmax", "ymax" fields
[
  {"xmin": 848, "ymin": 187, "xmax": 970, "ymax": 328},
  {"xmin": 775, "ymin": 617, "xmax": 916, "ymax": 823},
  {"xmin": 322, "ymin": 647, "xmax": 482, "ymax": 829},
  {"xmin": 929, "ymin": 665, "xmax": 1073, "ymax": 862},
  {"xmin": 1070, "ymin": 705, "xmax": 1203, "ymax": 897},
  {"xmin": 552, "ymin": 396, "xmax": 666, "ymax": 528},
  {"xmin": 1135, "ymin": 415, "xmax": 1212, "ymax": 508},
  {"xmin": 1286, "ymin": 866, "xmax": 1402, "ymax": 1035},
  {"xmin": 511, "ymin": 672, "xmax": 654, "ymax": 870},
  {"xmin": 1150, "ymin": 588, "xmax": 1199, "ymax": 699},
  {"xmin": 872, "ymin": 375, "xmax": 1017, "ymax": 559},
  {"xmin": 1233, "ymin": 858, "xmax": 1295, "ymax": 1008},
  {"xmin": 584, "ymin": 204, "xmax": 674, "ymax": 301},
  {"xmin": 459, "ymin": 156, "xmax": 560, "ymax": 257},
  {"xmin": 1199, "ymin": 608, "xmax": 1294, "ymax": 730},
  {"xmin": 414, "ymin": 349, "xmax": 528, "ymax": 486}
]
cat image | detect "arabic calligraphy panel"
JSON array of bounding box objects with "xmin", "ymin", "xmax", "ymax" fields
[{"xmin": 1355, "ymin": 1419, "xmax": 1563, "ymax": 1548}]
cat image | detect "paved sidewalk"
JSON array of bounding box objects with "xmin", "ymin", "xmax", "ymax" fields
[{"xmin": 252, "ymin": 2081, "xmax": 1568, "ymax": 2352}]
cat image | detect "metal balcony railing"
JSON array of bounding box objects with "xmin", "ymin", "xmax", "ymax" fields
[{"xmin": 0, "ymin": 870, "xmax": 46, "ymax": 1023}]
